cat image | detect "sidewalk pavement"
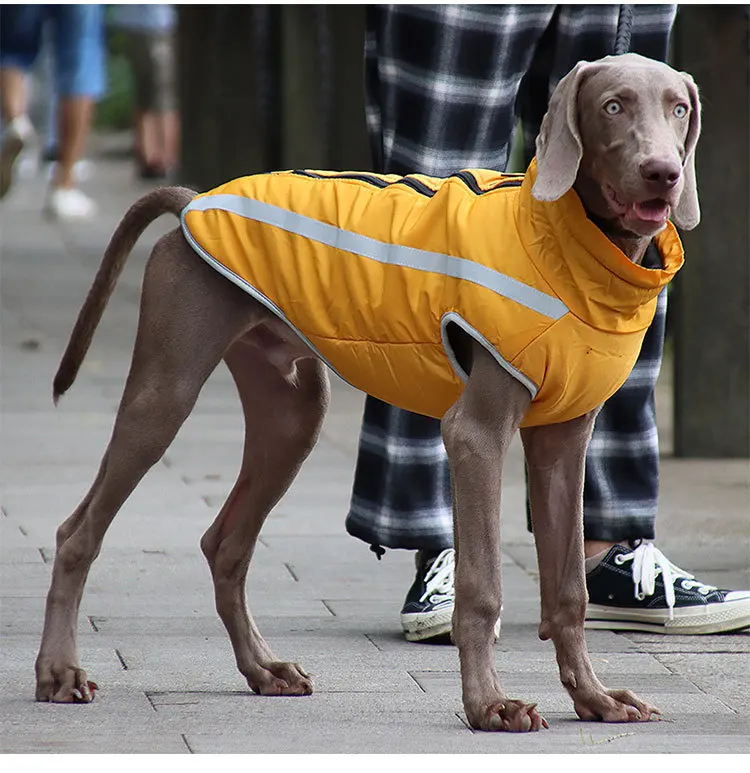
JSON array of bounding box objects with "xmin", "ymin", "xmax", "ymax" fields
[{"xmin": 1, "ymin": 135, "xmax": 749, "ymax": 754}]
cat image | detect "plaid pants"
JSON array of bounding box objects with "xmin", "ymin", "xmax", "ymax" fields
[{"xmin": 345, "ymin": 4, "xmax": 677, "ymax": 552}]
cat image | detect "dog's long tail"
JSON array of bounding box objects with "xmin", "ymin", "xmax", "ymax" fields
[{"xmin": 53, "ymin": 186, "xmax": 197, "ymax": 403}]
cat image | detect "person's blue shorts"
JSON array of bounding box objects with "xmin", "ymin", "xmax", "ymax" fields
[{"xmin": 0, "ymin": 4, "xmax": 106, "ymax": 98}]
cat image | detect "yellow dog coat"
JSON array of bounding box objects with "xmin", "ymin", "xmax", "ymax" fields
[{"xmin": 180, "ymin": 160, "xmax": 683, "ymax": 426}]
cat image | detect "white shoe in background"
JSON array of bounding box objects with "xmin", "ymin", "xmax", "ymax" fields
[
  {"xmin": 0, "ymin": 115, "xmax": 37, "ymax": 199},
  {"xmin": 44, "ymin": 186, "xmax": 98, "ymax": 221}
]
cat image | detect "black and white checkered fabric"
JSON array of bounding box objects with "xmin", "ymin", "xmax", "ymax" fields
[{"xmin": 346, "ymin": 4, "xmax": 677, "ymax": 552}]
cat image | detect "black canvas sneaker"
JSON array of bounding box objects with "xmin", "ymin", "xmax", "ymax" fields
[
  {"xmin": 585, "ymin": 541, "xmax": 750, "ymax": 635},
  {"xmin": 400, "ymin": 548, "xmax": 502, "ymax": 642}
]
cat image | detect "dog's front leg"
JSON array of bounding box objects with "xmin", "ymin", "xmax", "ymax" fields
[
  {"xmin": 521, "ymin": 416, "xmax": 661, "ymax": 723},
  {"xmin": 442, "ymin": 343, "xmax": 545, "ymax": 732}
]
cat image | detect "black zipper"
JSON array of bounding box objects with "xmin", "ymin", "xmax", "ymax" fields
[
  {"xmin": 451, "ymin": 170, "xmax": 524, "ymax": 195},
  {"xmin": 291, "ymin": 170, "xmax": 389, "ymax": 187},
  {"xmin": 292, "ymin": 169, "xmax": 522, "ymax": 198},
  {"xmin": 292, "ymin": 169, "xmax": 438, "ymax": 198}
]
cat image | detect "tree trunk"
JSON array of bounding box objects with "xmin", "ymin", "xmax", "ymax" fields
[
  {"xmin": 671, "ymin": 7, "xmax": 750, "ymax": 457},
  {"xmin": 177, "ymin": 5, "xmax": 369, "ymax": 191},
  {"xmin": 177, "ymin": 6, "xmax": 282, "ymax": 190}
]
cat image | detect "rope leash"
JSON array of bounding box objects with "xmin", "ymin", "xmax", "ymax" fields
[{"xmin": 614, "ymin": 4, "xmax": 634, "ymax": 56}]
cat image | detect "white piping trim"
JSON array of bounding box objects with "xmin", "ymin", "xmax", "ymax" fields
[{"xmin": 440, "ymin": 311, "xmax": 538, "ymax": 399}]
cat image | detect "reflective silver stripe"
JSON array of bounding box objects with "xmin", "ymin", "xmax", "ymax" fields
[
  {"xmin": 440, "ymin": 312, "xmax": 538, "ymax": 399},
  {"xmin": 183, "ymin": 193, "xmax": 569, "ymax": 320}
]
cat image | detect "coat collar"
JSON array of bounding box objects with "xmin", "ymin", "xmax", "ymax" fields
[{"xmin": 515, "ymin": 158, "xmax": 684, "ymax": 333}]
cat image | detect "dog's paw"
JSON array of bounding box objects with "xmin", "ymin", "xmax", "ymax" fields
[
  {"xmin": 469, "ymin": 699, "xmax": 549, "ymax": 732},
  {"xmin": 35, "ymin": 658, "xmax": 98, "ymax": 704},
  {"xmin": 248, "ymin": 660, "xmax": 313, "ymax": 696},
  {"xmin": 573, "ymin": 688, "xmax": 661, "ymax": 723}
]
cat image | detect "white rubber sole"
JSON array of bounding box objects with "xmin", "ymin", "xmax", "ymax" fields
[
  {"xmin": 402, "ymin": 606, "xmax": 502, "ymax": 642},
  {"xmin": 585, "ymin": 599, "xmax": 750, "ymax": 635}
]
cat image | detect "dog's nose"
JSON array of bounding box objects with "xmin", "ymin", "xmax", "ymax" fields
[{"xmin": 639, "ymin": 157, "xmax": 681, "ymax": 189}]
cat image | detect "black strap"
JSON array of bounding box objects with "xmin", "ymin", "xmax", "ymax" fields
[{"xmin": 614, "ymin": 5, "xmax": 634, "ymax": 55}]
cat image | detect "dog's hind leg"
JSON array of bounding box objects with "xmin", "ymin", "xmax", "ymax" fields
[
  {"xmin": 35, "ymin": 231, "xmax": 259, "ymax": 703},
  {"xmin": 200, "ymin": 339, "xmax": 329, "ymax": 696}
]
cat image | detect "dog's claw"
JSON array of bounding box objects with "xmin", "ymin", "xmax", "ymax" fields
[
  {"xmin": 573, "ymin": 687, "xmax": 661, "ymax": 723},
  {"xmin": 474, "ymin": 698, "xmax": 547, "ymax": 733},
  {"xmin": 36, "ymin": 659, "xmax": 98, "ymax": 704},
  {"xmin": 247, "ymin": 661, "xmax": 313, "ymax": 696},
  {"xmin": 73, "ymin": 680, "xmax": 98, "ymax": 703}
]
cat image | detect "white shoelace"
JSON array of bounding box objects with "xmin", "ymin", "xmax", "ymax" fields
[
  {"xmin": 615, "ymin": 541, "xmax": 717, "ymax": 619},
  {"xmin": 420, "ymin": 549, "xmax": 456, "ymax": 604}
]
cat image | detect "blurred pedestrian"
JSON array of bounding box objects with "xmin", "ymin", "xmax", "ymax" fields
[
  {"xmin": 110, "ymin": 4, "xmax": 179, "ymax": 180},
  {"xmin": 0, "ymin": 4, "xmax": 105, "ymax": 219}
]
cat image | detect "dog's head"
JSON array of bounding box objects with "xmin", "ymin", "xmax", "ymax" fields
[{"xmin": 532, "ymin": 53, "xmax": 701, "ymax": 236}]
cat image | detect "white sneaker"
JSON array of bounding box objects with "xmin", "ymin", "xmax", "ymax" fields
[
  {"xmin": 0, "ymin": 115, "xmax": 36, "ymax": 199},
  {"xmin": 46, "ymin": 158, "xmax": 96, "ymax": 185},
  {"xmin": 44, "ymin": 186, "xmax": 98, "ymax": 221}
]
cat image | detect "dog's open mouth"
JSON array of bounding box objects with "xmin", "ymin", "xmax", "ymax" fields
[
  {"xmin": 605, "ymin": 186, "xmax": 671, "ymax": 227},
  {"xmin": 632, "ymin": 199, "xmax": 671, "ymax": 223}
]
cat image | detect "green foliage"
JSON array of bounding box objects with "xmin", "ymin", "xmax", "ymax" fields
[{"xmin": 94, "ymin": 32, "xmax": 135, "ymax": 130}]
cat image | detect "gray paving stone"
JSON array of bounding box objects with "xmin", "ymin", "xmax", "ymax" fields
[
  {"xmin": 622, "ymin": 632, "xmax": 750, "ymax": 653},
  {"xmin": 182, "ymin": 726, "xmax": 750, "ymax": 755},
  {"xmin": 1, "ymin": 734, "xmax": 190, "ymax": 754},
  {"xmin": 654, "ymin": 651, "xmax": 750, "ymax": 713}
]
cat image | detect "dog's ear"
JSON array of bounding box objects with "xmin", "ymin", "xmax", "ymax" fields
[
  {"xmin": 532, "ymin": 61, "xmax": 592, "ymax": 202},
  {"xmin": 671, "ymin": 72, "xmax": 701, "ymax": 231}
]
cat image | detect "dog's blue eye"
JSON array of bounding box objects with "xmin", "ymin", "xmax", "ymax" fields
[
  {"xmin": 604, "ymin": 100, "xmax": 622, "ymax": 115},
  {"xmin": 673, "ymin": 103, "xmax": 688, "ymax": 119}
]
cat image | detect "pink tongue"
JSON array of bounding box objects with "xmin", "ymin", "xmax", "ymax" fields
[{"xmin": 632, "ymin": 201, "xmax": 669, "ymax": 222}]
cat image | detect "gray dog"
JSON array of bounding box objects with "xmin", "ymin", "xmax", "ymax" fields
[{"xmin": 35, "ymin": 54, "xmax": 700, "ymax": 732}]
